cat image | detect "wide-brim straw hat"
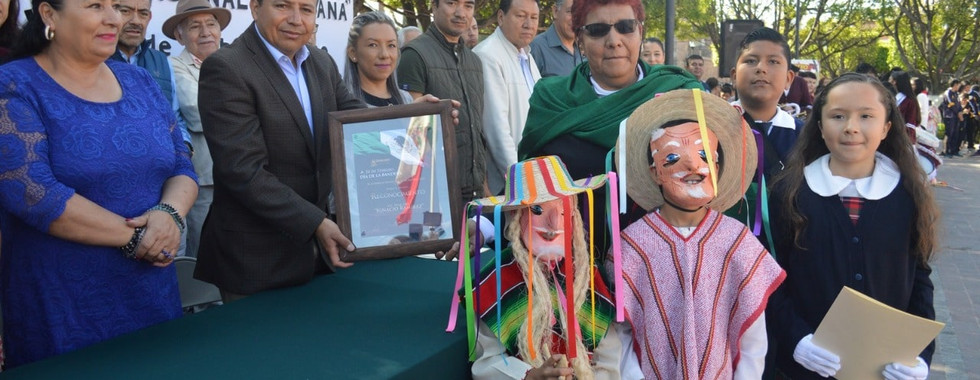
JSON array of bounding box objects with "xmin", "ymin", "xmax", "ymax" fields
[
  {"xmin": 618, "ymin": 89, "xmax": 757, "ymax": 212},
  {"xmin": 162, "ymin": 0, "xmax": 232, "ymax": 40},
  {"xmin": 471, "ymin": 155, "xmax": 606, "ymax": 211}
]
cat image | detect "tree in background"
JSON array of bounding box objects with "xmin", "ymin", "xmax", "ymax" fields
[
  {"xmin": 638, "ymin": 0, "xmax": 888, "ymax": 79},
  {"xmin": 354, "ymin": 0, "xmax": 978, "ymax": 89},
  {"xmin": 884, "ymin": 0, "xmax": 980, "ymax": 92},
  {"xmin": 781, "ymin": 0, "xmax": 889, "ymax": 78}
]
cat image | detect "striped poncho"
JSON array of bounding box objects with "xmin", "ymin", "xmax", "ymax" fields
[{"xmin": 621, "ymin": 209, "xmax": 785, "ymax": 379}]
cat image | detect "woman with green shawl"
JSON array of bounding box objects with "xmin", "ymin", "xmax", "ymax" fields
[{"xmin": 517, "ymin": 0, "xmax": 702, "ymax": 260}]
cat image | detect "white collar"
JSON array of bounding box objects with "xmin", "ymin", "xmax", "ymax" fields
[
  {"xmin": 729, "ymin": 100, "xmax": 797, "ymax": 131},
  {"xmin": 591, "ymin": 64, "xmax": 644, "ymax": 98},
  {"xmin": 803, "ymin": 152, "xmax": 900, "ymax": 200},
  {"xmin": 896, "ymin": 93, "xmax": 907, "ymax": 104}
]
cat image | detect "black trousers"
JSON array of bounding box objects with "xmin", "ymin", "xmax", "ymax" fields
[
  {"xmin": 965, "ymin": 118, "xmax": 978, "ymax": 149},
  {"xmin": 945, "ymin": 118, "xmax": 961, "ymax": 155}
]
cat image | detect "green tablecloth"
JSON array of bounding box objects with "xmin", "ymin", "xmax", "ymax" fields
[{"xmin": 2, "ymin": 257, "xmax": 471, "ymax": 379}]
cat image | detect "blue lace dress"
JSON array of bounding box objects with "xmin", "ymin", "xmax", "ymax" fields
[{"xmin": 0, "ymin": 58, "xmax": 197, "ymax": 368}]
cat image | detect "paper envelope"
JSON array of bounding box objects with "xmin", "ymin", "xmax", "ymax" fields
[{"xmin": 812, "ymin": 287, "xmax": 944, "ymax": 380}]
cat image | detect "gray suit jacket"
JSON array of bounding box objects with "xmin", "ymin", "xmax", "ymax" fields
[{"xmin": 195, "ymin": 24, "xmax": 364, "ymax": 294}]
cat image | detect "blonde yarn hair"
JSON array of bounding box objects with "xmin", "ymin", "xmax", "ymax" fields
[{"xmin": 506, "ymin": 196, "xmax": 595, "ymax": 380}]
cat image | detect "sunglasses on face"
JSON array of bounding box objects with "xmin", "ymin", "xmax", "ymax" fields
[{"xmin": 580, "ymin": 19, "xmax": 639, "ymax": 38}]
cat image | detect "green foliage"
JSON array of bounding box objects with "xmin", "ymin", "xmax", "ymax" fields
[
  {"xmin": 791, "ymin": 2, "xmax": 889, "ymax": 78},
  {"xmin": 367, "ymin": 0, "xmax": 979, "ymax": 86},
  {"xmin": 883, "ymin": 0, "xmax": 980, "ymax": 93},
  {"xmin": 871, "ymin": 45, "xmax": 891, "ymax": 74}
]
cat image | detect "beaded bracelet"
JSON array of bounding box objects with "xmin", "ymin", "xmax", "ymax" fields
[
  {"xmin": 149, "ymin": 203, "xmax": 186, "ymax": 234},
  {"xmin": 119, "ymin": 226, "xmax": 146, "ymax": 259}
]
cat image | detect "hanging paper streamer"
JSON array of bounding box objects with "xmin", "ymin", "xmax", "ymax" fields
[
  {"xmin": 761, "ymin": 175, "xmax": 776, "ymax": 258},
  {"xmin": 607, "ymin": 171, "xmax": 625, "ymax": 322},
  {"xmin": 462, "ymin": 204, "xmax": 477, "ymax": 360},
  {"xmin": 526, "ymin": 210, "xmax": 536, "ymax": 360},
  {"xmin": 752, "ymin": 130, "xmax": 765, "ymax": 236},
  {"xmin": 617, "ymin": 120, "xmax": 628, "ymax": 214},
  {"xmin": 446, "ymin": 234, "xmax": 466, "ymax": 331},
  {"xmin": 586, "ymin": 188, "xmax": 596, "ymax": 346},
  {"xmin": 473, "ymin": 205, "xmax": 483, "ymax": 340},
  {"xmin": 692, "ymin": 89, "xmax": 718, "ymax": 197},
  {"xmin": 493, "ymin": 205, "xmax": 506, "ymax": 364},
  {"xmin": 746, "ymin": 130, "xmax": 775, "ymax": 257},
  {"xmin": 446, "ymin": 203, "xmax": 473, "ymax": 333},
  {"xmin": 562, "ymin": 195, "xmax": 577, "ymax": 359}
]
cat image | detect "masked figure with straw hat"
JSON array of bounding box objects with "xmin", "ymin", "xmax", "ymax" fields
[
  {"xmin": 616, "ymin": 89, "xmax": 785, "ymax": 379},
  {"xmin": 451, "ymin": 156, "xmax": 641, "ymax": 379}
]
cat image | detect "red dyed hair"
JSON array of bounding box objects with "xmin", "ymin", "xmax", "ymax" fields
[{"xmin": 571, "ymin": 0, "xmax": 645, "ymax": 37}]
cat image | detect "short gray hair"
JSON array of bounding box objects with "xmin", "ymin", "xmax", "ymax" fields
[{"xmin": 397, "ymin": 26, "xmax": 422, "ymax": 47}]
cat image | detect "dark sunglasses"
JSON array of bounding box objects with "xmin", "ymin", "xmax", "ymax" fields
[{"xmin": 580, "ymin": 19, "xmax": 639, "ymax": 38}]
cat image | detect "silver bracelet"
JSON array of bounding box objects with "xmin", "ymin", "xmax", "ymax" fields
[{"xmin": 149, "ymin": 203, "xmax": 186, "ymax": 234}]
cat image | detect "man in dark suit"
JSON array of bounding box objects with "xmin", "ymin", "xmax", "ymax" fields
[{"xmin": 195, "ymin": 0, "xmax": 363, "ymax": 300}]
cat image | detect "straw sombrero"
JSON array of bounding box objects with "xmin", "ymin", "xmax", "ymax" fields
[
  {"xmin": 617, "ymin": 89, "xmax": 757, "ymax": 212},
  {"xmin": 162, "ymin": 0, "xmax": 232, "ymax": 40},
  {"xmin": 471, "ymin": 155, "xmax": 606, "ymax": 210}
]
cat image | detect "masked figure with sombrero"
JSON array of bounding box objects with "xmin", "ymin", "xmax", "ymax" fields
[
  {"xmin": 617, "ymin": 89, "xmax": 786, "ymax": 379},
  {"xmin": 450, "ymin": 155, "xmax": 641, "ymax": 379}
]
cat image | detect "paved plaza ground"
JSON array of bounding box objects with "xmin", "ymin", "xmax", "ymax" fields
[{"xmin": 926, "ymin": 154, "xmax": 980, "ymax": 380}]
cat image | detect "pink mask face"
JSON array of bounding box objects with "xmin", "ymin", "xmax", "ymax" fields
[
  {"xmin": 649, "ymin": 122, "xmax": 719, "ymax": 210},
  {"xmin": 519, "ymin": 199, "xmax": 565, "ymax": 263}
]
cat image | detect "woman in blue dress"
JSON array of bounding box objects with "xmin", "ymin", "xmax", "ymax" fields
[{"xmin": 0, "ymin": 0, "xmax": 198, "ymax": 368}]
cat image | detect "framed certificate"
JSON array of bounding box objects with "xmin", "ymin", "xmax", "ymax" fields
[{"xmin": 328, "ymin": 100, "xmax": 461, "ymax": 261}]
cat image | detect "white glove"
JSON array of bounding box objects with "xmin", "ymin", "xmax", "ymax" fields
[
  {"xmin": 883, "ymin": 357, "xmax": 928, "ymax": 380},
  {"xmin": 793, "ymin": 334, "xmax": 841, "ymax": 378}
]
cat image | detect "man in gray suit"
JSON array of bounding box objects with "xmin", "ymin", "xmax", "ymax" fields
[{"xmin": 195, "ymin": 0, "xmax": 363, "ymax": 300}]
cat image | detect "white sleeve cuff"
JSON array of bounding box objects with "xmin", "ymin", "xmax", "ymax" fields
[{"xmin": 472, "ymin": 214, "xmax": 495, "ymax": 245}]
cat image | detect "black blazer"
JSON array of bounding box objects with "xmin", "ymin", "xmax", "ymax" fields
[{"xmin": 195, "ymin": 24, "xmax": 364, "ymax": 294}]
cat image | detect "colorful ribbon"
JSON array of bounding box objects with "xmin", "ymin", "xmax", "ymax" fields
[
  {"xmin": 463, "ymin": 204, "xmax": 477, "ymax": 360},
  {"xmin": 761, "ymin": 175, "xmax": 776, "ymax": 258},
  {"xmin": 473, "ymin": 205, "xmax": 482, "ymax": 346},
  {"xmin": 493, "ymin": 205, "xmax": 506, "ymax": 364},
  {"xmin": 586, "ymin": 188, "xmax": 596, "ymax": 347},
  {"xmin": 606, "ymin": 120, "xmax": 629, "ymax": 214},
  {"xmin": 608, "ymin": 171, "xmax": 624, "ymax": 322},
  {"xmin": 692, "ymin": 89, "xmax": 718, "ymax": 197},
  {"xmin": 562, "ymin": 195, "xmax": 577, "ymax": 359},
  {"xmin": 526, "ymin": 209, "xmax": 536, "ymax": 360},
  {"xmin": 752, "ymin": 130, "xmax": 765, "ymax": 236}
]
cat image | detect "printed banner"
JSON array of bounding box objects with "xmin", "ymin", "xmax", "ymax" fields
[{"xmin": 19, "ymin": 0, "xmax": 354, "ymax": 72}]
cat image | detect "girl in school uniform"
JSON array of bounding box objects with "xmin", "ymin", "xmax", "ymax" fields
[{"xmin": 768, "ymin": 73, "xmax": 941, "ymax": 380}]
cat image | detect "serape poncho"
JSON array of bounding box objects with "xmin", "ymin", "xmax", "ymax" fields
[{"xmin": 475, "ymin": 248, "xmax": 615, "ymax": 359}]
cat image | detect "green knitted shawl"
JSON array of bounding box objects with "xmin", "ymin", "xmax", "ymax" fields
[{"xmin": 518, "ymin": 62, "xmax": 703, "ymax": 160}]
